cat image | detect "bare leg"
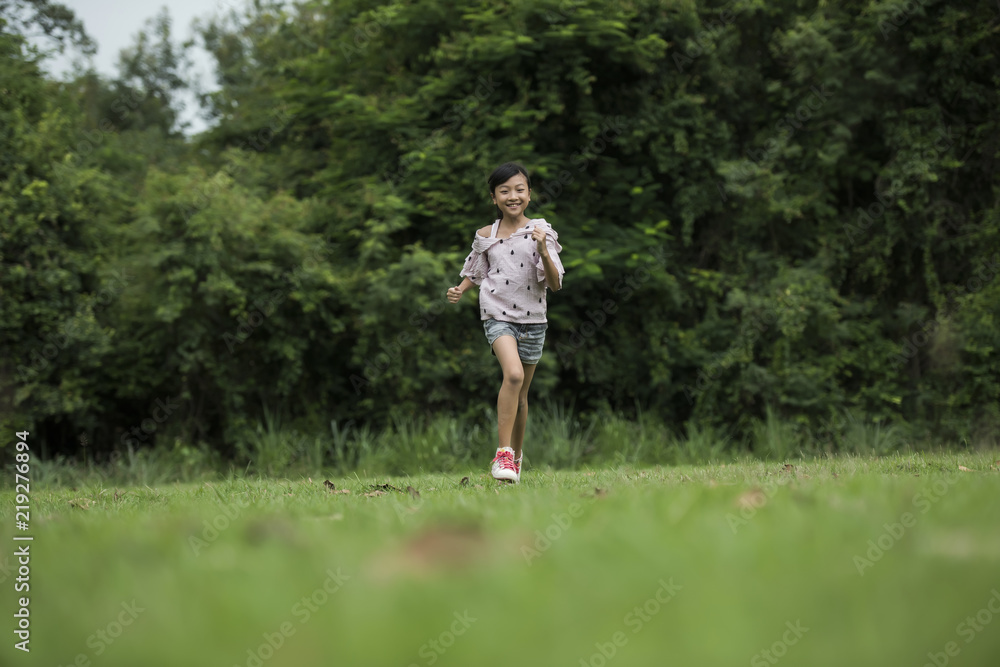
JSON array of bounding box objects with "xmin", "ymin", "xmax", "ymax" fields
[
  {"xmin": 491, "ymin": 336, "xmax": 524, "ymax": 450},
  {"xmin": 511, "ymin": 363, "xmax": 537, "ymax": 461}
]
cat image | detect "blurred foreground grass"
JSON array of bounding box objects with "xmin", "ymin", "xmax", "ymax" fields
[{"xmin": 2, "ymin": 451, "xmax": 999, "ymax": 667}]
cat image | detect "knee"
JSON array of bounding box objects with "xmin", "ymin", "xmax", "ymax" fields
[{"xmin": 505, "ymin": 367, "xmax": 525, "ymax": 387}]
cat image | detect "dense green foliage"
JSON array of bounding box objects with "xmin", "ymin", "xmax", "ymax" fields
[{"xmin": 2, "ymin": 0, "xmax": 998, "ymax": 462}]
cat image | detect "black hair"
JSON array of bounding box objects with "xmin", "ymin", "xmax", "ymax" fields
[{"xmin": 487, "ymin": 161, "xmax": 531, "ymax": 223}]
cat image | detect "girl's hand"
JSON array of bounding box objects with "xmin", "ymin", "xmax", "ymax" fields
[
  {"xmin": 446, "ymin": 286, "xmax": 463, "ymax": 303},
  {"xmin": 531, "ymin": 226, "xmax": 549, "ymax": 257}
]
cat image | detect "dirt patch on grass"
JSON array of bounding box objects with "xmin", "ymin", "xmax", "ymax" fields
[{"xmin": 366, "ymin": 523, "xmax": 530, "ymax": 581}]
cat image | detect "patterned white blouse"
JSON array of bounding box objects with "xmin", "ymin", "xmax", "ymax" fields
[{"xmin": 460, "ymin": 218, "xmax": 565, "ymax": 324}]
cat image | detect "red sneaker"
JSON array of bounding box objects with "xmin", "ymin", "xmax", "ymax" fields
[{"xmin": 490, "ymin": 447, "xmax": 519, "ymax": 483}]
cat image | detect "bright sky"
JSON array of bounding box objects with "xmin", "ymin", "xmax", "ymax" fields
[{"xmin": 36, "ymin": 0, "xmax": 240, "ymax": 135}]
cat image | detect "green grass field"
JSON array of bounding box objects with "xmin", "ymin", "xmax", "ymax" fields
[{"xmin": 3, "ymin": 451, "xmax": 1000, "ymax": 667}]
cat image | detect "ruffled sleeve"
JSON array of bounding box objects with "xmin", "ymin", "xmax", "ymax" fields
[
  {"xmin": 535, "ymin": 222, "xmax": 565, "ymax": 288},
  {"xmin": 460, "ymin": 232, "xmax": 499, "ymax": 285}
]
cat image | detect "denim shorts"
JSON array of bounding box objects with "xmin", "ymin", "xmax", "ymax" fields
[{"xmin": 483, "ymin": 319, "xmax": 548, "ymax": 364}]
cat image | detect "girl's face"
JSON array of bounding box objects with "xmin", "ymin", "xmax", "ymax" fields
[{"xmin": 491, "ymin": 173, "xmax": 531, "ymax": 219}]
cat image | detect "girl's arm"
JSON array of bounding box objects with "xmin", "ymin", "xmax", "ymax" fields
[
  {"xmin": 531, "ymin": 227, "xmax": 563, "ymax": 291},
  {"xmin": 538, "ymin": 251, "xmax": 562, "ymax": 291},
  {"xmin": 447, "ymin": 277, "xmax": 477, "ymax": 303},
  {"xmin": 453, "ymin": 229, "xmax": 492, "ymax": 302}
]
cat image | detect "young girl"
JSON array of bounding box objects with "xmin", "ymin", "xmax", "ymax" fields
[{"xmin": 446, "ymin": 162, "xmax": 565, "ymax": 483}]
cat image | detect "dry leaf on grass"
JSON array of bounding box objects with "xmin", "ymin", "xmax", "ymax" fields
[
  {"xmin": 459, "ymin": 477, "xmax": 470, "ymax": 487},
  {"xmin": 407, "ymin": 486, "xmax": 420, "ymax": 499},
  {"xmin": 958, "ymin": 466, "xmax": 973, "ymax": 472},
  {"xmin": 69, "ymin": 498, "xmax": 92, "ymax": 510},
  {"xmin": 368, "ymin": 483, "xmax": 403, "ymax": 493},
  {"xmin": 364, "ymin": 490, "xmax": 386, "ymax": 498},
  {"xmin": 323, "ymin": 480, "xmax": 350, "ymax": 494}
]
